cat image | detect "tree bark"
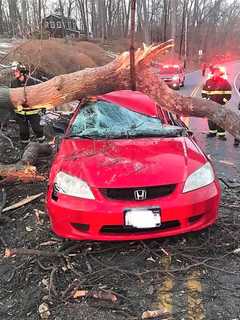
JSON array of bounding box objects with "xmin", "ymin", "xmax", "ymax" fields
[{"xmin": 2, "ymin": 40, "xmax": 240, "ymax": 140}]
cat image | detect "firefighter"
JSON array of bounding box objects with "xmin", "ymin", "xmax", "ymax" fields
[
  {"xmin": 201, "ymin": 62, "xmax": 207, "ymax": 76},
  {"xmin": 201, "ymin": 67, "xmax": 232, "ymax": 141},
  {"xmin": 208, "ymin": 64, "xmax": 214, "ymax": 75},
  {"xmin": 10, "ymin": 62, "xmax": 45, "ymax": 144}
]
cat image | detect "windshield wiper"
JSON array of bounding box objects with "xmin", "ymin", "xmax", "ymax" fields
[{"xmin": 65, "ymin": 134, "xmax": 95, "ymax": 139}]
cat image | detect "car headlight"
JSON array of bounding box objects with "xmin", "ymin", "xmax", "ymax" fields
[
  {"xmin": 54, "ymin": 171, "xmax": 95, "ymax": 199},
  {"xmin": 183, "ymin": 162, "xmax": 215, "ymax": 193},
  {"xmin": 172, "ymin": 75, "xmax": 179, "ymax": 81}
]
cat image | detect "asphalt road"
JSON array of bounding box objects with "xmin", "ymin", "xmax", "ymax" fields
[{"xmin": 180, "ymin": 62, "xmax": 240, "ymax": 181}]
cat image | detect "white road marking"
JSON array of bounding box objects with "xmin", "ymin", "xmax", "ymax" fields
[{"xmin": 233, "ymin": 71, "xmax": 240, "ymax": 99}]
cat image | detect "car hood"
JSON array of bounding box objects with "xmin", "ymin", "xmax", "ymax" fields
[
  {"xmin": 54, "ymin": 137, "xmax": 207, "ymax": 188},
  {"xmin": 159, "ymin": 73, "xmax": 176, "ymax": 79}
]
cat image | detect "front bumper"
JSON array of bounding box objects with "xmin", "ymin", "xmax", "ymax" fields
[
  {"xmin": 161, "ymin": 79, "xmax": 180, "ymax": 89},
  {"xmin": 46, "ymin": 181, "xmax": 220, "ymax": 241}
]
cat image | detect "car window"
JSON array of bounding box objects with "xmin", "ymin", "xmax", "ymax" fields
[{"xmin": 68, "ymin": 100, "xmax": 185, "ymax": 139}]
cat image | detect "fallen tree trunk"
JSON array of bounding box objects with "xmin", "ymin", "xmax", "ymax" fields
[
  {"xmin": 0, "ymin": 142, "xmax": 52, "ymax": 183},
  {"xmin": 1, "ymin": 39, "xmax": 239, "ymax": 140}
]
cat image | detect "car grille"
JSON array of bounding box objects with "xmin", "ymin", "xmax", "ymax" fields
[
  {"xmin": 100, "ymin": 220, "xmax": 180, "ymax": 234},
  {"xmin": 101, "ymin": 184, "xmax": 176, "ymax": 201}
]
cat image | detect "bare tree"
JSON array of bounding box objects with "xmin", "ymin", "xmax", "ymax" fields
[{"xmin": 0, "ymin": 0, "xmax": 4, "ymax": 34}]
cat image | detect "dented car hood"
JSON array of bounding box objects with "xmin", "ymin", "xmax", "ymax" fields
[{"xmin": 53, "ymin": 137, "xmax": 207, "ymax": 188}]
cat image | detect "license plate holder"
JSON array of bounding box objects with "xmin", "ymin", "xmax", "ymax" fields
[{"xmin": 124, "ymin": 207, "xmax": 161, "ymax": 229}]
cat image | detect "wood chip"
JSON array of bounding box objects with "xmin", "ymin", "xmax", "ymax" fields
[
  {"xmin": 4, "ymin": 248, "xmax": 13, "ymax": 258},
  {"xmin": 219, "ymin": 160, "xmax": 234, "ymax": 166},
  {"xmin": 141, "ymin": 309, "xmax": 169, "ymax": 319},
  {"xmin": 39, "ymin": 302, "xmax": 50, "ymax": 319},
  {"xmin": 73, "ymin": 290, "xmax": 88, "ymax": 299},
  {"xmin": 73, "ymin": 289, "xmax": 117, "ymax": 302}
]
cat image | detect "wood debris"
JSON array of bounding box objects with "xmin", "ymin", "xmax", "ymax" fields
[
  {"xmin": 73, "ymin": 289, "xmax": 117, "ymax": 302},
  {"xmin": 2, "ymin": 192, "xmax": 43, "ymax": 213},
  {"xmin": 39, "ymin": 302, "xmax": 50, "ymax": 319},
  {"xmin": 141, "ymin": 309, "xmax": 169, "ymax": 319}
]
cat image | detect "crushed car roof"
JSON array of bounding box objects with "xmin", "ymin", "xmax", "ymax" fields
[{"xmin": 97, "ymin": 90, "xmax": 159, "ymax": 117}]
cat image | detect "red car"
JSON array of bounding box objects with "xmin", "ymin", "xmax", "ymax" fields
[{"xmin": 46, "ymin": 90, "xmax": 220, "ymax": 241}]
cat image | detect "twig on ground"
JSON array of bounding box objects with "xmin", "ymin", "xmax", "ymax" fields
[
  {"xmin": 37, "ymin": 259, "xmax": 56, "ymax": 271},
  {"xmin": 2, "ymin": 192, "xmax": 43, "ymax": 213},
  {"xmin": 62, "ymin": 279, "xmax": 81, "ymax": 300},
  {"xmin": 4, "ymin": 247, "xmax": 64, "ymax": 258},
  {"xmin": 0, "ymin": 188, "xmax": 6, "ymax": 215},
  {"xmin": 49, "ymin": 267, "xmax": 58, "ymax": 299}
]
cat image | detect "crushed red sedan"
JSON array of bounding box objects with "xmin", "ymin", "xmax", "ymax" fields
[{"xmin": 46, "ymin": 90, "xmax": 220, "ymax": 241}]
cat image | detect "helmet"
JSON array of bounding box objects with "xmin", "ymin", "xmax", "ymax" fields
[
  {"xmin": 212, "ymin": 66, "xmax": 225, "ymax": 77},
  {"xmin": 11, "ymin": 61, "xmax": 28, "ymax": 74}
]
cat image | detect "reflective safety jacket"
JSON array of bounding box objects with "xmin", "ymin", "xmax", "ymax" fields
[
  {"xmin": 10, "ymin": 76, "xmax": 42, "ymax": 116},
  {"xmin": 201, "ymin": 76, "xmax": 232, "ymax": 105}
]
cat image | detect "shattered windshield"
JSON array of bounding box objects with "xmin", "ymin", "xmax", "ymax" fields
[{"xmin": 68, "ymin": 100, "xmax": 184, "ymax": 139}]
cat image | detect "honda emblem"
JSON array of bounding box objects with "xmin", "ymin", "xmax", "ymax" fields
[{"xmin": 134, "ymin": 189, "xmax": 147, "ymax": 201}]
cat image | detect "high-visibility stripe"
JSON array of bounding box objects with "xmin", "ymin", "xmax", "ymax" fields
[
  {"xmin": 217, "ymin": 132, "xmax": 226, "ymax": 136},
  {"xmin": 15, "ymin": 109, "xmax": 40, "ymax": 116},
  {"xmin": 201, "ymin": 90, "xmax": 232, "ymax": 95},
  {"xmin": 209, "ymin": 130, "xmax": 217, "ymax": 133}
]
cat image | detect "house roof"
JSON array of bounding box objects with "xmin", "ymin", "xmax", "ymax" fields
[{"xmin": 44, "ymin": 14, "xmax": 76, "ymax": 22}]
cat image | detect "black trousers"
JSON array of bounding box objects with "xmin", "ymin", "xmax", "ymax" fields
[
  {"xmin": 208, "ymin": 120, "xmax": 225, "ymax": 135},
  {"xmin": 15, "ymin": 113, "xmax": 44, "ymax": 141}
]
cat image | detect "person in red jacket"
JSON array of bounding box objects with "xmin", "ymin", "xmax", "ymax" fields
[{"xmin": 201, "ymin": 67, "xmax": 232, "ymax": 141}]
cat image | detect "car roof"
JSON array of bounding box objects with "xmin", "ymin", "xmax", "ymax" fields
[{"xmin": 97, "ymin": 90, "xmax": 159, "ymax": 117}]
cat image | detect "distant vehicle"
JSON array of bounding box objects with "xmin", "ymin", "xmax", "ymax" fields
[
  {"xmin": 159, "ymin": 64, "xmax": 185, "ymax": 90},
  {"xmin": 208, "ymin": 65, "xmax": 228, "ymax": 80},
  {"xmin": 46, "ymin": 90, "xmax": 220, "ymax": 241}
]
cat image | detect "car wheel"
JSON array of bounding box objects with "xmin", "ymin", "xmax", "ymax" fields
[{"xmin": 181, "ymin": 81, "xmax": 184, "ymax": 87}]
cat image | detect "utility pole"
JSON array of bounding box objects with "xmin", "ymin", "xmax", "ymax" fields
[
  {"xmin": 130, "ymin": 0, "xmax": 136, "ymax": 91},
  {"xmin": 179, "ymin": 0, "xmax": 186, "ymax": 58},
  {"xmin": 170, "ymin": 0, "xmax": 177, "ymax": 53},
  {"xmin": 184, "ymin": 13, "xmax": 188, "ymax": 68}
]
